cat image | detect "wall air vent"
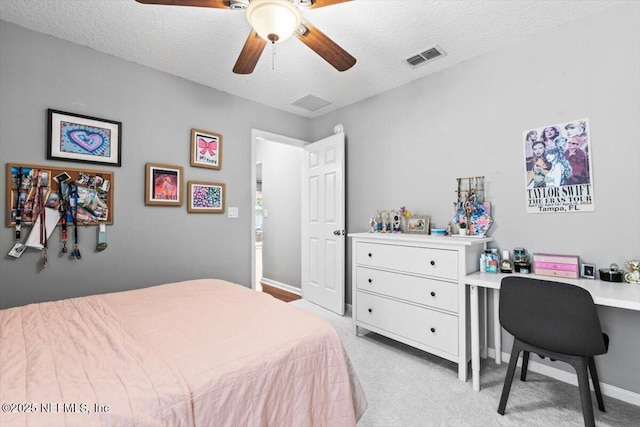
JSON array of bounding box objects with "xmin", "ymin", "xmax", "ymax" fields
[
  {"xmin": 405, "ymin": 44, "xmax": 446, "ymax": 68},
  {"xmin": 291, "ymin": 94, "xmax": 331, "ymax": 112}
]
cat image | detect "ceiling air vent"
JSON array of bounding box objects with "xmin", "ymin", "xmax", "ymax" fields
[
  {"xmin": 405, "ymin": 44, "xmax": 446, "ymax": 68},
  {"xmin": 291, "ymin": 95, "xmax": 331, "ymax": 112}
]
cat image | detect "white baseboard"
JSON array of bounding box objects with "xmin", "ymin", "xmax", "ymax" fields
[
  {"xmin": 259, "ymin": 278, "xmax": 301, "ymax": 296},
  {"xmin": 487, "ymin": 347, "xmax": 640, "ymax": 407}
]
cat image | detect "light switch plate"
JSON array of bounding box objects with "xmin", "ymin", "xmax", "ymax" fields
[{"xmin": 228, "ymin": 207, "xmax": 239, "ymax": 218}]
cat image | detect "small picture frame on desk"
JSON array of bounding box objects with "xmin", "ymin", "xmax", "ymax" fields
[
  {"xmin": 581, "ymin": 263, "xmax": 596, "ymax": 279},
  {"xmin": 405, "ymin": 215, "xmax": 430, "ymax": 234}
]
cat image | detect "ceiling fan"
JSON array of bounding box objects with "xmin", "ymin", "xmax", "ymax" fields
[{"xmin": 134, "ymin": 0, "xmax": 356, "ymax": 74}]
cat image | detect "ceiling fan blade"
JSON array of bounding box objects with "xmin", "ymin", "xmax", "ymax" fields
[
  {"xmin": 134, "ymin": 0, "xmax": 229, "ymax": 8},
  {"xmin": 295, "ymin": 21, "xmax": 356, "ymax": 72},
  {"xmin": 308, "ymin": 0, "xmax": 351, "ymax": 9},
  {"xmin": 233, "ymin": 30, "xmax": 267, "ymax": 74}
]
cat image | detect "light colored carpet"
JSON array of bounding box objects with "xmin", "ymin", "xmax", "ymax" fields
[{"xmin": 291, "ymin": 299, "xmax": 640, "ymax": 427}]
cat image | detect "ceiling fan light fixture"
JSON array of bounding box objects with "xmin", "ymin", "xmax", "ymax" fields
[{"xmin": 247, "ymin": 0, "xmax": 301, "ymax": 43}]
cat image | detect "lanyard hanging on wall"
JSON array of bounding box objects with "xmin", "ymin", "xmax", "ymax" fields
[
  {"xmin": 36, "ymin": 170, "xmax": 48, "ymax": 267},
  {"xmin": 69, "ymin": 184, "xmax": 81, "ymax": 260},
  {"xmin": 14, "ymin": 167, "xmax": 23, "ymax": 242},
  {"xmin": 7, "ymin": 167, "xmax": 28, "ymax": 258},
  {"xmin": 59, "ymin": 181, "xmax": 68, "ymax": 253}
]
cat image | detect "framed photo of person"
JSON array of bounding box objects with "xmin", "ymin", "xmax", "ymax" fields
[
  {"xmin": 405, "ymin": 215, "xmax": 430, "ymax": 234},
  {"xmin": 145, "ymin": 163, "xmax": 183, "ymax": 206},
  {"xmin": 581, "ymin": 263, "xmax": 596, "ymax": 279}
]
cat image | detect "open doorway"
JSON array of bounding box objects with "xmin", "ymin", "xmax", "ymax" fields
[
  {"xmin": 255, "ymin": 163, "xmax": 263, "ymax": 292},
  {"xmin": 250, "ymin": 130, "xmax": 306, "ymax": 300}
]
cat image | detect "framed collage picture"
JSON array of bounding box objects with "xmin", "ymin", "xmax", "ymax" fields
[
  {"xmin": 6, "ymin": 162, "xmax": 115, "ymax": 226},
  {"xmin": 187, "ymin": 181, "xmax": 225, "ymax": 213},
  {"xmin": 145, "ymin": 163, "xmax": 183, "ymax": 206}
]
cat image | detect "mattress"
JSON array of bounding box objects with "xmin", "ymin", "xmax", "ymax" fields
[{"xmin": 0, "ymin": 279, "xmax": 366, "ymax": 426}]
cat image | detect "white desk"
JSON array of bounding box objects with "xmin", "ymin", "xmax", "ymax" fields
[{"xmin": 464, "ymin": 271, "xmax": 640, "ymax": 391}]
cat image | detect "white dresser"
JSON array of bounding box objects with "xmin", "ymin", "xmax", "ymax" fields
[{"xmin": 349, "ymin": 232, "xmax": 492, "ymax": 381}]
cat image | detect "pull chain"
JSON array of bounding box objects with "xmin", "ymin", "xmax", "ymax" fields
[{"xmin": 271, "ymin": 41, "xmax": 276, "ymax": 70}]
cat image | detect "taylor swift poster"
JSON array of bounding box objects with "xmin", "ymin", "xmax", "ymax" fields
[{"xmin": 523, "ymin": 118, "xmax": 594, "ymax": 213}]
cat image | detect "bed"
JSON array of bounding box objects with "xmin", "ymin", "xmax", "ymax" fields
[{"xmin": 0, "ymin": 279, "xmax": 366, "ymax": 426}]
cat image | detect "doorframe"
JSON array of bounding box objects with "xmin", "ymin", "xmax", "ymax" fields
[{"xmin": 250, "ymin": 129, "xmax": 308, "ymax": 291}]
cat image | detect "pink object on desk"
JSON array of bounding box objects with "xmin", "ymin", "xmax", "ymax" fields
[
  {"xmin": 534, "ymin": 261, "xmax": 579, "ymax": 272},
  {"xmin": 533, "ymin": 253, "xmax": 579, "ymax": 279}
]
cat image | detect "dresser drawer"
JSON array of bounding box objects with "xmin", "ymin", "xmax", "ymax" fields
[
  {"xmin": 356, "ymin": 291, "xmax": 458, "ymax": 356},
  {"xmin": 355, "ymin": 267, "xmax": 458, "ymax": 312},
  {"xmin": 356, "ymin": 242, "xmax": 458, "ymax": 280}
]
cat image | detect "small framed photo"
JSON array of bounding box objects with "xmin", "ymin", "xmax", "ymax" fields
[
  {"xmin": 145, "ymin": 163, "xmax": 183, "ymax": 206},
  {"xmin": 581, "ymin": 263, "xmax": 596, "ymax": 279},
  {"xmin": 187, "ymin": 181, "xmax": 225, "ymax": 213},
  {"xmin": 191, "ymin": 128, "xmax": 223, "ymax": 170},
  {"xmin": 405, "ymin": 215, "xmax": 430, "ymax": 234},
  {"xmin": 53, "ymin": 171, "xmax": 72, "ymax": 184},
  {"xmin": 47, "ymin": 109, "xmax": 122, "ymax": 166}
]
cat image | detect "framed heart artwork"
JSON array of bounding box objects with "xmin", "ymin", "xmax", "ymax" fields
[{"xmin": 47, "ymin": 109, "xmax": 122, "ymax": 167}]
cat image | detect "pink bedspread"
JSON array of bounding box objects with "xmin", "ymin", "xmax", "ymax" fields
[{"xmin": 0, "ymin": 279, "xmax": 366, "ymax": 426}]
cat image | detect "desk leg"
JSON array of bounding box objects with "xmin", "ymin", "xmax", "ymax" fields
[
  {"xmin": 493, "ymin": 289, "xmax": 501, "ymax": 365},
  {"xmin": 470, "ymin": 284, "xmax": 480, "ymax": 391},
  {"xmin": 481, "ymin": 288, "xmax": 488, "ymax": 359}
]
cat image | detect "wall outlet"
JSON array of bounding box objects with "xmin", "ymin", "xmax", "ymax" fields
[{"xmin": 228, "ymin": 207, "xmax": 239, "ymax": 218}]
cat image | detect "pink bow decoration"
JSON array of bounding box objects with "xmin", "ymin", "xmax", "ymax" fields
[{"xmin": 198, "ymin": 138, "xmax": 217, "ymax": 156}]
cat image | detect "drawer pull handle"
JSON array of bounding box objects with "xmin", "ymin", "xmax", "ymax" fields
[
  {"xmin": 430, "ymin": 260, "xmax": 436, "ymax": 266},
  {"xmin": 368, "ymin": 308, "xmax": 373, "ymax": 313},
  {"xmin": 430, "ymin": 291, "xmax": 436, "ymax": 297},
  {"xmin": 368, "ymin": 278, "xmax": 373, "ymax": 283},
  {"xmin": 430, "ymin": 327, "xmax": 436, "ymax": 333},
  {"xmin": 368, "ymin": 253, "xmax": 372, "ymax": 257}
]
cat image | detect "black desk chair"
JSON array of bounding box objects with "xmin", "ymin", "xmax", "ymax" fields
[{"xmin": 497, "ymin": 277, "xmax": 609, "ymax": 427}]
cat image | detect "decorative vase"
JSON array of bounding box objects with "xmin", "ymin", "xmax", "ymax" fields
[{"xmin": 459, "ymin": 228, "xmax": 468, "ymax": 235}]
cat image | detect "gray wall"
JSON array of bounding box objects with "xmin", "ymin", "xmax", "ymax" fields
[
  {"xmin": 256, "ymin": 139, "xmax": 303, "ymax": 288},
  {"xmin": 311, "ymin": 3, "xmax": 640, "ymax": 394},
  {"xmin": 1, "ymin": 1, "xmax": 639, "ymax": 396},
  {"xmin": 0, "ymin": 20, "xmax": 311, "ymax": 308}
]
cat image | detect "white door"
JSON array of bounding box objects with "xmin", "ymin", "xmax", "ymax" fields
[{"xmin": 301, "ymin": 132, "xmax": 346, "ymax": 315}]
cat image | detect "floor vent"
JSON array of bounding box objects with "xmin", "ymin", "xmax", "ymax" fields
[
  {"xmin": 406, "ymin": 44, "xmax": 446, "ymax": 68},
  {"xmin": 291, "ymin": 94, "xmax": 331, "ymax": 112}
]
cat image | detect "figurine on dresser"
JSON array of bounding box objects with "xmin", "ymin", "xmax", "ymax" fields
[
  {"xmin": 625, "ymin": 260, "xmax": 640, "ymax": 284},
  {"xmin": 381, "ymin": 210, "xmax": 390, "ymax": 232},
  {"xmin": 392, "ymin": 210, "xmax": 401, "ymax": 232},
  {"xmin": 369, "ymin": 217, "xmax": 377, "ymax": 233}
]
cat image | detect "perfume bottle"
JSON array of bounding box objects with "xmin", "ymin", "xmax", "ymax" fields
[
  {"xmin": 513, "ymin": 247, "xmax": 531, "ymax": 274},
  {"xmin": 500, "ymin": 250, "xmax": 513, "ymax": 273},
  {"xmin": 486, "ymin": 249, "xmax": 499, "ymax": 273}
]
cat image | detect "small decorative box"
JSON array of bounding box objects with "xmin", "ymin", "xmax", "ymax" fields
[{"xmin": 533, "ymin": 253, "xmax": 580, "ymax": 279}]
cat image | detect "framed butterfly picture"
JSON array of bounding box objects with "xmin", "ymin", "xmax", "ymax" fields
[
  {"xmin": 191, "ymin": 128, "xmax": 223, "ymax": 170},
  {"xmin": 47, "ymin": 109, "xmax": 122, "ymax": 166}
]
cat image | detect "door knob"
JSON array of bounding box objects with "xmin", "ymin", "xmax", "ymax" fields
[{"xmin": 333, "ymin": 229, "xmax": 342, "ymax": 236}]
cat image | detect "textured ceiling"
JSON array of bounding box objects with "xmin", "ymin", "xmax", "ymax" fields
[{"xmin": 0, "ymin": 0, "xmax": 623, "ymax": 118}]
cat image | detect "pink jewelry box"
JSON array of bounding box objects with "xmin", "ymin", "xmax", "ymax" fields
[{"xmin": 533, "ymin": 253, "xmax": 580, "ymax": 279}]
